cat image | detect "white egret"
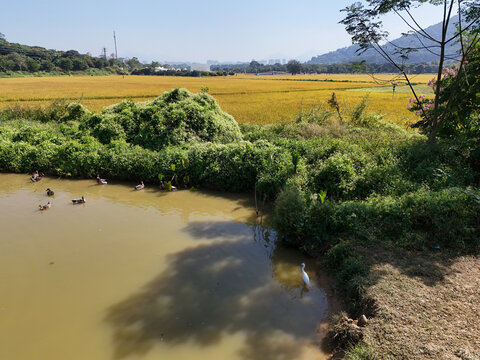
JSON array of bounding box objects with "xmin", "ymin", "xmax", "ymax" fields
[{"xmin": 301, "ymin": 263, "xmax": 310, "ymax": 287}]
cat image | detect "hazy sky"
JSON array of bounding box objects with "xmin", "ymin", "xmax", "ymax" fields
[{"xmin": 1, "ymin": 0, "xmax": 445, "ymax": 63}]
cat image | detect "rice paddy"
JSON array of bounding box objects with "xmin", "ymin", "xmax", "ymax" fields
[{"xmin": 0, "ymin": 74, "xmax": 435, "ymax": 124}]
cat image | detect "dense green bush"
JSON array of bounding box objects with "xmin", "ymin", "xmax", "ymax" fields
[
  {"xmin": 274, "ymin": 184, "xmax": 480, "ymax": 253},
  {"xmin": 79, "ymin": 89, "xmax": 243, "ymax": 150}
]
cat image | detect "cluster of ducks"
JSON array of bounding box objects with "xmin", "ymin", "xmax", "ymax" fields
[
  {"xmin": 37, "ymin": 173, "xmax": 146, "ymax": 211},
  {"xmin": 38, "ymin": 187, "xmax": 85, "ymax": 211}
]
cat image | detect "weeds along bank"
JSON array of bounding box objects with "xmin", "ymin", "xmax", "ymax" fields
[{"xmin": 1, "ymin": 88, "xmax": 480, "ymax": 351}]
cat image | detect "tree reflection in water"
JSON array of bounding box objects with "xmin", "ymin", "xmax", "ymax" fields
[{"xmin": 105, "ymin": 221, "xmax": 330, "ymax": 360}]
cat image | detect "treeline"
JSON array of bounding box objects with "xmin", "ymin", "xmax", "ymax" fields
[
  {"xmin": 212, "ymin": 60, "xmax": 438, "ymax": 74},
  {"xmin": 131, "ymin": 67, "xmax": 234, "ymax": 77},
  {"xmin": 0, "ymin": 33, "xmax": 137, "ymax": 74}
]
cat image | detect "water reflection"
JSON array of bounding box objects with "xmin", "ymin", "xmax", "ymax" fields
[{"xmin": 106, "ymin": 222, "xmax": 329, "ymax": 360}]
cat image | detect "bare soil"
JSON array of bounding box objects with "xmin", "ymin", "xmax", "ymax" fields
[{"xmin": 359, "ymin": 249, "xmax": 480, "ymax": 360}]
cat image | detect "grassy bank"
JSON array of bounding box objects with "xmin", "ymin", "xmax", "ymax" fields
[{"xmin": 1, "ymin": 89, "xmax": 479, "ymax": 358}]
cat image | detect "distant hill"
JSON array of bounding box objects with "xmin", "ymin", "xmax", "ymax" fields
[
  {"xmin": 0, "ymin": 34, "xmax": 127, "ymax": 74},
  {"xmin": 308, "ymin": 20, "xmax": 460, "ymax": 64}
]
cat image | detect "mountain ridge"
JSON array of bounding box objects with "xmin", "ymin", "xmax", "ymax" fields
[{"xmin": 308, "ymin": 20, "xmax": 460, "ymax": 64}]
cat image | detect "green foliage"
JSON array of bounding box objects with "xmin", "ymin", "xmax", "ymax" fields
[
  {"xmin": 273, "ymin": 187, "xmax": 307, "ymax": 247},
  {"xmin": 81, "ymin": 89, "xmax": 243, "ymax": 150},
  {"xmin": 344, "ymin": 343, "xmax": 378, "ymax": 360},
  {"xmin": 286, "ymin": 59, "xmax": 302, "ymax": 75},
  {"xmin": 349, "ymin": 94, "xmax": 369, "ymax": 124},
  {"xmin": 1, "ymin": 92, "xmax": 479, "ymax": 256},
  {"xmin": 409, "ymin": 34, "xmax": 480, "ymax": 141},
  {"xmin": 91, "ymin": 114, "xmax": 127, "ymax": 144},
  {"xmin": 57, "ymin": 58, "xmax": 73, "ymax": 71},
  {"xmin": 325, "ymin": 240, "xmax": 354, "ymax": 269},
  {"xmin": 291, "ymin": 151, "xmax": 300, "ymax": 173},
  {"xmin": 319, "ymin": 189, "xmax": 327, "ymax": 203}
]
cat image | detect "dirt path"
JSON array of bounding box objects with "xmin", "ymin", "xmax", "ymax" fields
[{"xmin": 362, "ymin": 251, "xmax": 480, "ymax": 360}]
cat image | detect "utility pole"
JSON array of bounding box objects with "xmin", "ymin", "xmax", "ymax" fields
[
  {"xmin": 102, "ymin": 47, "xmax": 107, "ymax": 60},
  {"xmin": 113, "ymin": 30, "xmax": 118, "ymax": 60}
]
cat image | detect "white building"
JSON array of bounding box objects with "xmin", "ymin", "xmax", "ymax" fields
[{"xmin": 189, "ymin": 63, "xmax": 211, "ymax": 72}]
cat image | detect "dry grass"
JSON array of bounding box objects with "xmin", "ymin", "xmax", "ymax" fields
[
  {"xmin": 360, "ymin": 249, "xmax": 480, "ymax": 360},
  {"xmin": 0, "ymin": 74, "xmax": 429, "ymax": 125}
]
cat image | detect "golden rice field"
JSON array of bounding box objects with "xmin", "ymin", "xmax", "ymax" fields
[{"xmin": 0, "ymin": 74, "xmax": 435, "ymax": 125}]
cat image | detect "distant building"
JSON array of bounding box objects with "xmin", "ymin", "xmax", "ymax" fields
[
  {"xmin": 155, "ymin": 66, "xmax": 169, "ymax": 71},
  {"xmin": 189, "ymin": 63, "xmax": 211, "ymax": 72},
  {"xmin": 155, "ymin": 65, "xmax": 182, "ymax": 72}
]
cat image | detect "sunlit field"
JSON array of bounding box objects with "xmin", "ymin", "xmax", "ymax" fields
[{"xmin": 0, "ymin": 74, "xmax": 435, "ymax": 124}]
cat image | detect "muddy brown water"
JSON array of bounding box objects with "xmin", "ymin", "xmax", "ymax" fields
[{"xmin": 0, "ymin": 173, "xmax": 339, "ymax": 360}]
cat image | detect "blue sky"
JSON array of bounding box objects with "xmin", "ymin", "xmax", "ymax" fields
[{"xmin": 1, "ymin": 0, "xmax": 445, "ymax": 63}]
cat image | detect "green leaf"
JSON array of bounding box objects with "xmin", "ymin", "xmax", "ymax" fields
[{"xmin": 319, "ymin": 190, "xmax": 327, "ymax": 204}]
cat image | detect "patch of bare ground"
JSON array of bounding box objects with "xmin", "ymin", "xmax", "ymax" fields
[{"xmin": 360, "ymin": 248, "xmax": 480, "ymax": 360}]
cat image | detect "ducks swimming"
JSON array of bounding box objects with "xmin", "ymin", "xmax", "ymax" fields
[
  {"xmin": 135, "ymin": 181, "xmax": 144, "ymax": 190},
  {"xmin": 72, "ymin": 196, "xmax": 86, "ymax": 204},
  {"xmin": 96, "ymin": 175, "xmax": 107, "ymax": 185},
  {"xmin": 38, "ymin": 201, "xmax": 51, "ymax": 211},
  {"xmin": 46, "ymin": 188, "xmax": 54, "ymax": 196}
]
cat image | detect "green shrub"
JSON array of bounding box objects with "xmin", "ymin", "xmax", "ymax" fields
[
  {"xmin": 91, "ymin": 114, "xmax": 127, "ymax": 144},
  {"xmin": 310, "ymin": 152, "xmax": 359, "ymax": 199},
  {"xmin": 81, "ymin": 89, "xmax": 243, "ymax": 149},
  {"xmin": 326, "ymin": 240, "xmax": 354, "ymax": 269},
  {"xmin": 344, "ymin": 342, "xmax": 378, "ymax": 360},
  {"xmin": 273, "ymin": 187, "xmax": 307, "ymax": 247}
]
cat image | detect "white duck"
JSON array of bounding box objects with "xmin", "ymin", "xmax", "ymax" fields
[
  {"xmin": 96, "ymin": 175, "xmax": 107, "ymax": 185},
  {"xmin": 135, "ymin": 181, "xmax": 145, "ymax": 190}
]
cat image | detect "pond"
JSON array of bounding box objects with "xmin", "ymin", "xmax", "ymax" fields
[{"xmin": 0, "ymin": 173, "xmax": 339, "ymax": 360}]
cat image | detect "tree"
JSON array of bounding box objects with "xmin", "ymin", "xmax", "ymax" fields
[
  {"xmin": 7, "ymin": 52, "xmax": 27, "ymax": 71},
  {"xmin": 249, "ymin": 60, "xmax": 261, "ymax": 68},
  {"xmin": 126, "ymin": 57, "xmax": 142, "ymax": 71},
  {"xmin": 341, "ymin": 0, "xmax": 480, "ymax": 146},
  {"xmin": 94, "ymin": 57, "xmax": 108, "ymax": 69},
  {"xmin": 63, "ymin": 50, "xmax": 80, "ymax": 58},
  {"xmin": 72, "ymin": 58, "xmax": 88, "ymax": 71},
  {"xmin": 409, "ymin": 35, "xmax": 480, "ymax": 139},
  {"xmin": 26, "ymin": 57, "xmax": 40, "ymax": 72},
  {"xmin": 286, "ymin": 60, "xmax": 302, "ymax": 75},
  {"xmin": 57, "ymin": 57, "xmax": 73, "ymax": 71},
  {"xmin": 40, "ymin": 60, "xmax": 55, "ymax": 72},
  {"xmin": 0, "ymin": 32, "xmax": 5, "ymax": 41},
  {"xmin": 0, "ymin": 57, "xmax": 15, "ymax": 71}
]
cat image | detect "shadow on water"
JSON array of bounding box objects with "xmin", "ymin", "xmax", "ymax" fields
[{"xmin": 105, "ymin": 221, "xmax": 330, "ymax": 360}]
